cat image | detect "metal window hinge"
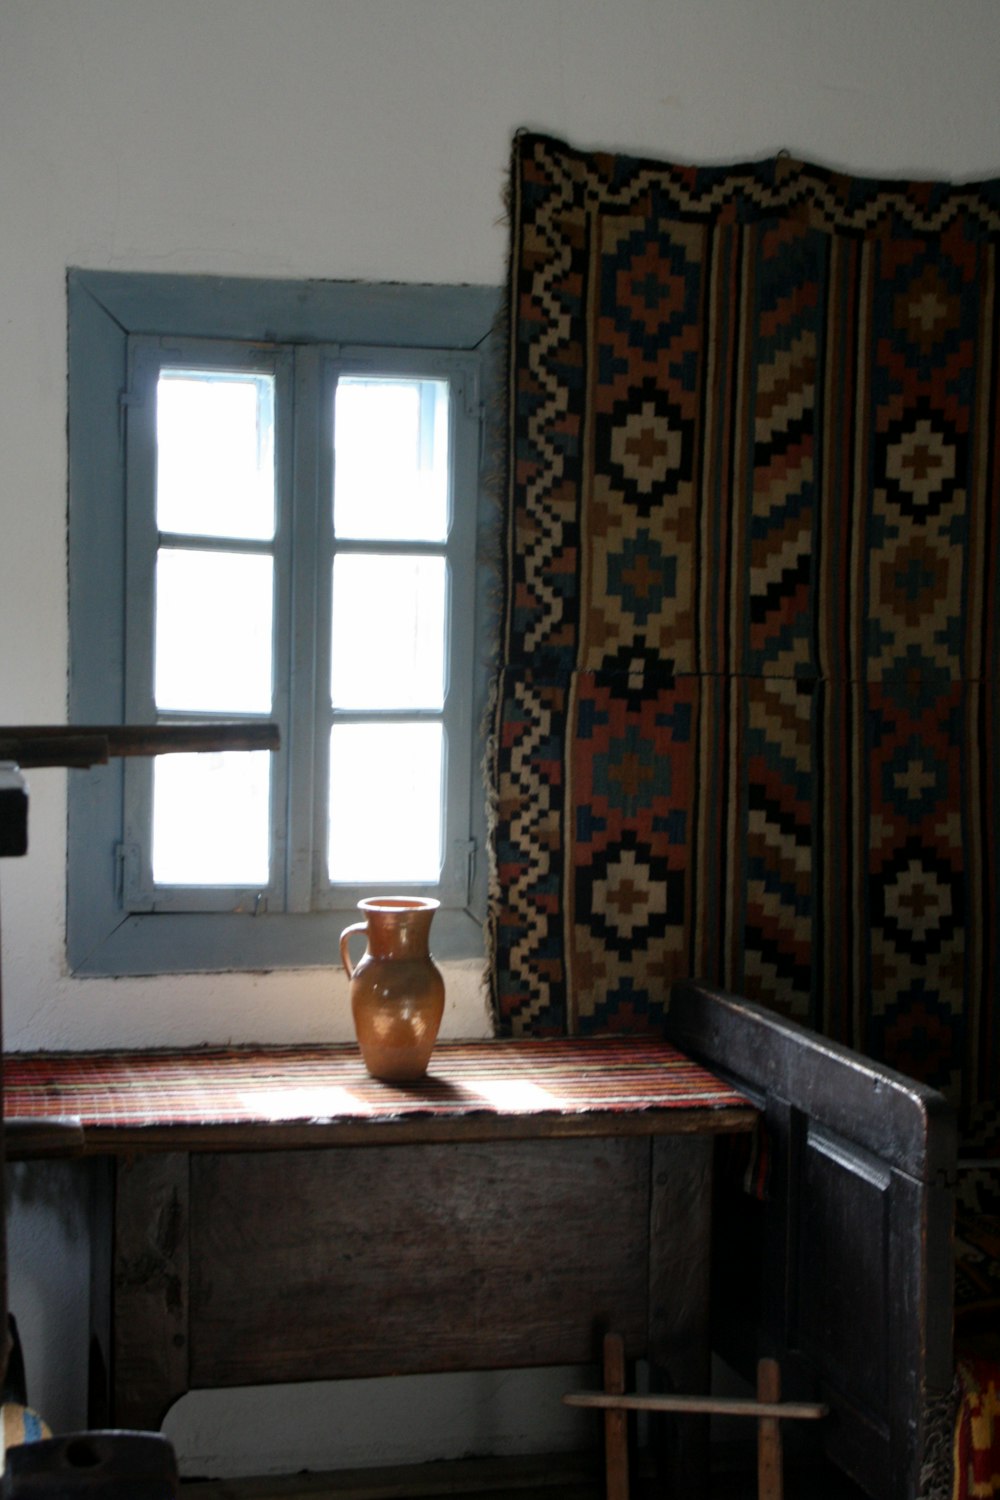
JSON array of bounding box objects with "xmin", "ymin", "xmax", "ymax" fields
[
  {"xmin": 461, "ymin": 378, "xmax": 480, "ymax": 422},
  {"xmin": 457, "ymin": 838, "xmax": 477, "ymax": 906}
]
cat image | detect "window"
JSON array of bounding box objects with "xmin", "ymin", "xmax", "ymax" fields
[{"xmin": 68, "ymin": 272, "xmax": 500, "ymax": 975}]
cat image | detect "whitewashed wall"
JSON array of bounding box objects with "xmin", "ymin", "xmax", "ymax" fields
[{"xmin": 1, "ymin": 0, "xmax": 999, "ymax": 1473}]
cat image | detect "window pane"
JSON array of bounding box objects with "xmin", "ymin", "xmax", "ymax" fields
[
  {"xmin": 157, "ymin": 370, "xmax": 275, "ymax": 540},
  {"xmin": 328, "ymin": 722, "xmax": 444, "ymax": 883},
  {"xmin": 152, "ymin": 750, "xmax": 271, "ymax": 885},
  {"xmin": 155, "ymin": 549, "xmax": 273, "ymax": 713},
  {"xmin": 334, "ymin": 377, "xmax": 449, "ymax": 541},
  {"xmin": 331, "ymin": 554, "xmax": 446, "ymax": 710}
]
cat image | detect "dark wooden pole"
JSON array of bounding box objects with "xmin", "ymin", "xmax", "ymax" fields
[
  {"xmin": 0, "ymin": 723, "xmax": 280, "ymax": 769},
  {"xmin": 603, "ymin": 1332, "xmax": 629, "ymax": 1500}
]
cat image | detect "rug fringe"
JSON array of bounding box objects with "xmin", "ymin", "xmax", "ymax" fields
[{"xmin": 919, "ymin": 1375, "xmax": 961, "ymax": 1500}]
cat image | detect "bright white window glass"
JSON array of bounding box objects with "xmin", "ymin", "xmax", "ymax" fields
[
  {"xmin": 155, "ymin": 549, "xmax": 273, "ymax": 713},
  {"xmin": 333, "ymin": 377, "xmax": 450, "ymax": 542},
  {"xmin": 331, "ymin": 554, "xmax": 447, "ymax": 710},
  {"xmin": 152, "ymin": 750, "xmax": 271, "ymax": 885},
  {"xmin": 156, "ymin": 370, "xmax": 275, "ymax": 541},
  {"xmin": 328, "ymin": 722, "xmax": 444, "ymax": 883}
]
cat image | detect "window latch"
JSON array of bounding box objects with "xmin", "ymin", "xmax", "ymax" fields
[
  {"xmin": 118, "ymin": 387, "xmax": 142, "ymax": 452},
  {"xmin": 116, "ymin": 842, "xmax": 153, "ymax": 912}
]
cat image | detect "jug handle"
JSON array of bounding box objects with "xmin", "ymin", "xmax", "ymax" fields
[{"xmin": 339, "ymin": 921, "xmax": 368, "ymax": 979}]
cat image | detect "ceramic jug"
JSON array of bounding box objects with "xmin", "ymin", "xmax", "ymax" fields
[{"xmin": 339, "ymin": 896, "xmax": 445, "ymax": 1082}]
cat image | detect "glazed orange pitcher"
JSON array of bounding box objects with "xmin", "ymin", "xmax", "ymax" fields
[{"xmin": 339, "ymin": 896, "xmax": 445, "ymax": 1082}]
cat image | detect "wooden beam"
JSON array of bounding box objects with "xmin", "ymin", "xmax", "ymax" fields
[
  {"xmin": 0, "ymin": 722, "xmax": 280, "ymax": 767},
  {"xmin": 563, "ymin": 1392, "xmax": 826, "ymax": 1421}
]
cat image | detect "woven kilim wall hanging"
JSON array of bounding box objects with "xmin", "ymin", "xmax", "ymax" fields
[{"xmin": 487, "ymin": 131, "xmax": 1000, "ymax": 1112}]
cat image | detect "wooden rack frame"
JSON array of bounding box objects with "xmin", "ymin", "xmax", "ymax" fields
[{"xmin": 0, "ymin": 721, "xmax": 280, "ymax": 1377}]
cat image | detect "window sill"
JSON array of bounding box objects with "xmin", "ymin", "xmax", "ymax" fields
[{"xmin": 67, "ymin": 906, "xmax": 485, "ymax": 978}]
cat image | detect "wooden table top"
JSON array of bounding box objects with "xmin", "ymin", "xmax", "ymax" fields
[{"xmin": 3, "ymin": 1035, "xmax": 758, "ymax": 1156}]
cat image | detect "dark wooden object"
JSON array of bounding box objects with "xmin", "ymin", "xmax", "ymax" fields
[
  {"xmin": 663, "ymin": 980, "xmax": 956, "ymax": 1500},
  {"xmin": 0, "ymin": 723, "xmax": 280, "ymax": 769},
  {"xmin": 2, "ymin": 1431, "xmax": 176, "ymax": 1500}
]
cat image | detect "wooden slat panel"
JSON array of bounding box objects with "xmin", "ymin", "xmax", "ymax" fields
[
  {"xmin": 88, "ymin": 1156, "xmax": 114, "ymax": 1427},
  {"xmin": 113, "ymin": 1153, "xmax": 190, "ymax": 1430},
  {"xmin": 189, "ymin": 1138, "xmax": 651, "ymax": 1386},
  {"xmin": 647, "ymin": 1134, "xmax": 713, "ymax": 1500},
  {"xmin": 795, "ymin": 1123, "xmax": 892, "ymax": 1412}
]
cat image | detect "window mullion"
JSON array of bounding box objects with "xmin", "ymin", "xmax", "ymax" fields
[
  {"xmin": 264, "ymin": 347, "xmax": 296, "ymax": 914},
  {"xmin": 121, "ymin": 338, "xmax": 162, "ymax": 903},
  {"xmin": 440, "ymin": 362, "xmax": 479, "ymax": 907},
  {"xmin": 310, "ymin": 350, "xmax": 341, "ymax": 903},
  {"xmin": 285, "ymin": 345, "xmax": 325, "ymax": 913}
]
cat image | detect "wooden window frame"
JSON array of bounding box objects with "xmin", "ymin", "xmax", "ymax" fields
[{"xmin": 67, "ymin": 269, "xmax": 500, "ymax": 976}]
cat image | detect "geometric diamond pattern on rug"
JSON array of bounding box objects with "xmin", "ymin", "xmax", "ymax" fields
[
  {"xmin": 595, "ymin": 382, "xmax": 695, "ymax": 518},
  {"xmin": 876, "ymin": 401, "xmax": 968, "ymax": 519},
  {"xmin": 573, "ymin": 831, "xmax": 682, "ymax": 957},
  {"xmin": 871, "ymin": 836, "xmax": 964, "ymax": 961}
]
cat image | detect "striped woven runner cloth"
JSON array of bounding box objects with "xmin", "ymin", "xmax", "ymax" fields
[{"xmin": 2, "ymin": 1037, "xmax": 750, "ymax": 1127}]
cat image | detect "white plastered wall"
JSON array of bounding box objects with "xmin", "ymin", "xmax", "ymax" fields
[{"xmin": 0, "ymin": 0, "xmax": 998, "ymax": 1474}]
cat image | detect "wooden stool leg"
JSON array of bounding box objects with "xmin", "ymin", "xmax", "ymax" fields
[
  {"xmin": 756, "ymin": 1358, "xmax": 783, "ymax": 1500},
  {"xmin": 603, "ymin": 1333, "xmax": 629, "ymax": 1500}
]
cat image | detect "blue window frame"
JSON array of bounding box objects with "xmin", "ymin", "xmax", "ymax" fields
[{"xmin": 67, "ymin": 270, "xmax": 500, "ymax": 975}]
